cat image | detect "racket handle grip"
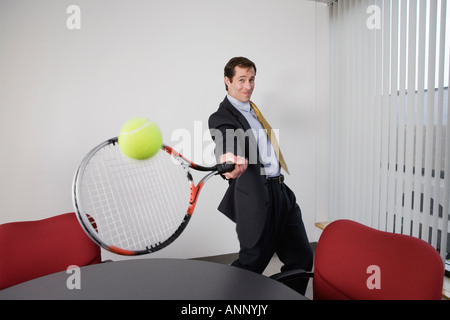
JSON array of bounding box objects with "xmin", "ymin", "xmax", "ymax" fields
[{"xmin": 216, "ymin": 162, "xmax": 235, "ymax": 174}]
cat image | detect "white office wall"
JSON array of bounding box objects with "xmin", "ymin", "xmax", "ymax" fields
[{"xmin": 0, "ymin": 0, "xmax": 329, "ymax": 260}]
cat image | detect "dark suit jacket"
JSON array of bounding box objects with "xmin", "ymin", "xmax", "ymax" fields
[{"xmin": 208, "ymin": 96, "xmax": 270, "ymax": 248}]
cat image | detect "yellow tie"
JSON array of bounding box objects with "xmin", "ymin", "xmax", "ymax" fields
[{"xmin": 250, "ymin": 101, "xmax": 290, "ymax": 175}]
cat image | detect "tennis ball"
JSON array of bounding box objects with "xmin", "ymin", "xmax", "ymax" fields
[{"xmin": 118, "ymin": 117, "xmax": 162, "ymax": 160}]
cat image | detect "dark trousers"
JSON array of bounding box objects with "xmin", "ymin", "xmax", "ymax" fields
[{"xmin": 232, "ymin": 181, "xmax": 313, "ymax": 278}]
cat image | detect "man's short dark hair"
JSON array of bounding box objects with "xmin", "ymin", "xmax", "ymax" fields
[{"xmin": 224, "ymin": 57, "xmax": 257, "ymax": 91}]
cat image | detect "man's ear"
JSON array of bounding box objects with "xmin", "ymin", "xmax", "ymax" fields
[{"xmin": 224, "ymin": 76, "xmax": 231, "ymax": 87}]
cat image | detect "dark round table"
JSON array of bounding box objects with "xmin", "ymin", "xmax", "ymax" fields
[{"xmin": 0, "ymin": 258, "xmax": 306, "ymax": 300}]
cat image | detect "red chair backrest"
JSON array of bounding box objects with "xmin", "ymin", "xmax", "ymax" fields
[
  {"xmin": 313, "ymin": 220, "xmax": 444, "ymax": 300},
  {"xmin": 0, "ymin": 212, "xmax": 101, "ymax": 290}
]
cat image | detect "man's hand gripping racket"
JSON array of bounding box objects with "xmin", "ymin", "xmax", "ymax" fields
[{"xmin": 72, "ymin": 137, "xmax": 234, "ymax": 255}]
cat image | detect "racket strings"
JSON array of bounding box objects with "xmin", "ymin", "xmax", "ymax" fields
[{"xmin": 79, "ymin": 144, "xmax": 190, "ymax": 251}]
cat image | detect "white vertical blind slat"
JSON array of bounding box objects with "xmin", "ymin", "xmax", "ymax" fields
[
  {"xmin": 422, "ymin": 0, "xmax": 438, "ymax": 244},
  {"xmin": 354, "ymin": 0, "xmax": 364, "ymax": 223},
  {"xmin": 433, "ymin": 0, "xmax": 447, "ymax": 252},
  {"xmin": 387, "ymin": 0, "xmax": 399, "ymax": 232},
  {"xmin": 379, "ymin": 0, "xmax": 392, "ymax": 231},
  {"xmin": 395, "ymin": 0, "xmax": 408, "ymax": 234},
  {"xmin": 404, "ymin": 0, "xmax": 418, "ymax": 237},
  {"xmin": 372, "ymin": 0, "xmax": 384, "ymax": 229},
  {"xmin": 347, "ymin": 0, "xmax": 355, "ymax": 220},
  {"xmin": 412, "ymin": 0, "xmax": 427, "ymax": 239},
  {"xmin": 443, "ymin": 42, "xmax": 450, "ymax": 260},
  {"xmin": 363, "ymin": 0, "xmax": 376, "ymax": 227}
]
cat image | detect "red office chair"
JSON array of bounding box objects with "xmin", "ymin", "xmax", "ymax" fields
[
  {"xmin": 271, "ymin": 219, "xmax": 444, "ymax": 300},
  {"xmin": 0, "ymin": 212, "xmax": 101, "ymax": 290}
]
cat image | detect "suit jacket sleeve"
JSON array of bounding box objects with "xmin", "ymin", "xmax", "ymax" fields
[
  {"xmin": 208, "ymin": 98, "xmax": 270, "ymax": 249},
  {"xmin": 208, "ymin": 113, "xmax": 245, "ymax": 161}
]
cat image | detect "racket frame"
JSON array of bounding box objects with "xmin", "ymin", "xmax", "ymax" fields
[{"xmin": 73, "ymin": 137, "xmax": 229, "ymax": 256}]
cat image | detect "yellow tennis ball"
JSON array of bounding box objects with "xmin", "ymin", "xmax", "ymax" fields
[{"xmin": 118, "ymin": 117, "xmax": 162, "ymax": 160}]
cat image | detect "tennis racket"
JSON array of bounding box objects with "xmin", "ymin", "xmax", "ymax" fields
[{"xmin": 72, "ymin": 137, "xmax": 234, "ymax": 256}]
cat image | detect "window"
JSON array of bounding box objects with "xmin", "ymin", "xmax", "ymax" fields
[{"xmin": 328, "ymin": 0, "xmax": 449, "ymax": 262}]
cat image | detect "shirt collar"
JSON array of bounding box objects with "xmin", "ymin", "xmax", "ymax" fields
[{"xmin": 226, "ymin": 94, "xmax": 252, "ymax": 113}]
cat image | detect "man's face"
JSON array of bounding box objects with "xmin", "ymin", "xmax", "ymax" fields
[{"xmin": 225, "ymin": 66, "xmax": 255, "ymax": 103}]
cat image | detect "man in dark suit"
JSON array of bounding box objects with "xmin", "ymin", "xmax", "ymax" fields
[{"xmin": 208, "ymin": 57, "xmax": 313, "ymax": 283}]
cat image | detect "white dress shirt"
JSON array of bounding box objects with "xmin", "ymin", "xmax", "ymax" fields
[{"xmin": 226, "ymin": 94, "xmax": 281, "ymax": 177}]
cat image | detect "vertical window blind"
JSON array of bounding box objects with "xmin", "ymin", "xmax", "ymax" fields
[{"xmin": 329, "ymin": 0, "xmax": 449, "ymax": 261}]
